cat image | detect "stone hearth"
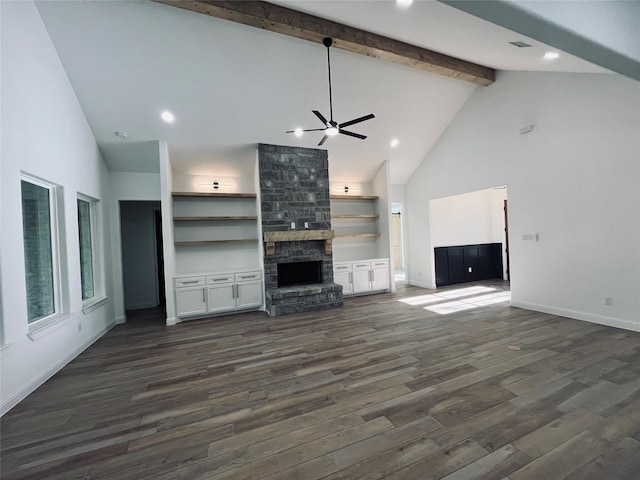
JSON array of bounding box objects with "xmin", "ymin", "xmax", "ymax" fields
[{"xmin": 258, "ymin": 144, "xmax": 343, "ymax": 316}]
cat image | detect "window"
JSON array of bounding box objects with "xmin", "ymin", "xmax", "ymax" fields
[
  {"xmin": 77, "ymin": 197, "xmax": 95, "ymax": 301},
  {"xmin": 21, "ymin": 178, "xmax": 60, "ymax": 323}
]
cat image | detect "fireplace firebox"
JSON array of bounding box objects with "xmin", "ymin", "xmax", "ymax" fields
[{"xmin": 277, "ymin": 261, "xmax": 322, "ymax": 288}]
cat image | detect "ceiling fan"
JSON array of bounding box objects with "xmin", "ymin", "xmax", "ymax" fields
[{"xmin": 287, "ymin": 37, "xmax": 375, "ymax": 146}]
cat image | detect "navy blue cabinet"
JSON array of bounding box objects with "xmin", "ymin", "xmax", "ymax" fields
[{"xmin": 434, "ymin": 243, "xmax": 503, "ymax": 287}]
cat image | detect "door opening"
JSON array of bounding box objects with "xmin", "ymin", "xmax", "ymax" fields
[
  {"xmin": 504, "ymin": 199, "xmax": 510, "ymax": 281},
  {"xmin": 120, "ymin": 201, "xmax": 165, "ymax": 321}
]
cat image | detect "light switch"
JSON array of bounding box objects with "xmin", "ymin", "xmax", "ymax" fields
[{"xmin": 290, "ymin": 222, "xmax": 295, "ymax": 229}]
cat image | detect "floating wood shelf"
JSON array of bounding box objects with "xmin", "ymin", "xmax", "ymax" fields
[
  {"xmin": 173, "ymin": 216, "xmax": 257, "ymax": 221},
  {"xmin": 330, "ymin": 195, "xmax": 379, "ymax": 200},
  {"xmin": 335, "ymin": 233, "xmax": 381, "ymax": 239},
  {"xmin": 175, "ymin": 239, "xmax": 258, "ymax": 246},
  {"xmin": 172, "ymin": 192, "xmax": 257, "ymax": 198},
  {"xmin": 331, "ymin": 214, "xmax": 379, "ymax": 219}
]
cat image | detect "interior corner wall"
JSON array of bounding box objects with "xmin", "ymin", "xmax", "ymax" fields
[
  {"xmin": 406, "ymin": 71, "xmax": 640, "ymax": 331},
  {"xmin": 1, "ymin": 1, "xmax": 116, "ymax": 414},
  {"xmin": 372, "ymin": 160, "xmax": 394, "ymax": 291}
]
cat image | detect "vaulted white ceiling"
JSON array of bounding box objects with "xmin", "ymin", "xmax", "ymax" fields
[{"xmin": 35, "ymin": 0, "xmax": 611, "ymax": 184}]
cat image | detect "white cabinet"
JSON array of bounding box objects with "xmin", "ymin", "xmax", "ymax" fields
[
  {"xmin": 333, "ymin": 263, "xmax": 353, "ymax": 294},
  {"xmin": 371, "ymin": 259, "xmax": 390, "ymax": 291},
  {"xmin": 236, "ymin": 281, "xmax": 262, "ymax": 309},
  {"xmin": 333, "ymin": 259, "xmax": 390, "ymax": 296},
  {"xmin": 206, "ymin": 284, "xmax": 236, "ymax": 313},
  {"xmin": 175, "ymin": 270, "xmax": 262, "ymax": 318},
  {"xmin": 175, "ymin": 286, "xmax": 207, "ymax": 317},
  {"xmin": 352, "ymin": 262, "xmax": 372, "ymax": 294}
]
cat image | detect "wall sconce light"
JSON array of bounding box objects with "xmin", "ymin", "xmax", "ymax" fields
[
  {"xmin": 198, "ymin": 179, "xmax": 233, "ymax": 190},
  {"xmin": 334, "ymin": 185, "xmax": 360, "ymax": 194}
]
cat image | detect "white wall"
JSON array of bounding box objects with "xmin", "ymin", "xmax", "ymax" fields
[
  {"xmin": 108, "ymin": 171, "xmax": 161, "ymax": 323},
  {"xmin": 406, "ymin": 71, "xmax": 640, "ymax": 331},
  {"xmin": 429, "ymin": 187, "xmax": 509, "ymax": 280},
  {"xmin": 372, "ymin": 160, "xmax": 394, "ymax": 292},
  {"xmin": 1, "ymin": 1, "xmax": 116, "ymax": 414},
  {"xmin": 430, "ymin": 189, "xmax": 498, "ymax": 247}
]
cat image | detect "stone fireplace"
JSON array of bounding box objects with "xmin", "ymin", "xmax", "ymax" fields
[{"xmin": 258, "ymin": 144, "xmax": 343, "ymax": 316}]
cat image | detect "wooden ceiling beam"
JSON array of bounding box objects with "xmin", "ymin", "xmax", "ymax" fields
[{"xmin": 151, "ymin": 0, "xmax": 495, "ymax": 86}]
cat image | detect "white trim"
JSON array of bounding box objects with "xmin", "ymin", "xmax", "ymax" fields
[
  {"xmin": 408, "ymin": 280, "xmax": 437, "ymax": 289},
  {"xmin": 166, "ymin": 316, "xmax": 177, "ymax": 326},
  {"xmin": 27, "ymin": 313, "xmax": 72, "ymax": 340},
  {"xmin": 511, "ymin": 301, "xmax": 640, "ymax": 333},
  {"xmin": 78, "ymin": 194, "xmax": 105, "ymax": 308},
  {"xmin": 1, "ymin": 320, "xmax": 117, "ymax": 416},
  {"xmin": 82, "ymin": 295, "xmax": 108, "ymax": 314},
  {"xmin": 20, "ymin": 174, "xmax": 64, "ymax": 323},
  {"xmin": 115, "ymin": 315, "xmax": 126, "ymax": 324}
]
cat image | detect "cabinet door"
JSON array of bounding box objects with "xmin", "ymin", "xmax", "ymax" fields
[
  {"xmin": 236, "ymin": 281, "xmax": 262, "ymax": 310},
  {"xmin": 334, "ymin": 270, "xmax": 353, "ymax": 294},
  {"xmin": 352, "ymin": 269, "xmax": 371, "ymax": 294},
  {"xmin": 371, "ymin": 267, "xmax": 389, "ymax": 291},
  {"xmin": 207, "ymin": 284, "xmax": 236, "ymax": 314},
  {"xmin": 176, "ymin": 287, "xmax": 207, "ymax": 317}
]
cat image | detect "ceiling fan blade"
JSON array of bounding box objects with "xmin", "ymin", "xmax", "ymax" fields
[
  {"xmin": 312, "ymin": 110, "xmax": 329, "ymax": 126},
  {"xmin": 286, "ymin": 128, "xmax": 327, "ymax": 133},
  {"xmin": 339, "ymin": 114, "xmax": 375, "ymax": 129},
  {"xmin": 339, "ymin": 129, "xmax": 367, "ymax": 140},
  {"xmin": 318, "ymin": 134, "xmax": 329, "ymax": 146}
]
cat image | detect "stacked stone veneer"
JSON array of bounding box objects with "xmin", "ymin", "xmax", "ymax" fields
[{"xmin": 258, "ymin": 143, "xmax": 343, "ymax": 316}]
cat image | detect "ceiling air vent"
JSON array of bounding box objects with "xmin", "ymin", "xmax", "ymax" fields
[{"xmin": 509, "ymin": 41, "xmax": 533, "ymax": 48}]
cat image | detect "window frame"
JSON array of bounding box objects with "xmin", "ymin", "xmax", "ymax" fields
[
  {"xmin": 20, "ymin": 175, "xmax": 63, "ymax": 329},
  {"xmin": 77, "ymin": 193, "xmax": 106, "ymax": 313}
]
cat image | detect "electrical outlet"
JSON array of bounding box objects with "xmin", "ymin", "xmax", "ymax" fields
[
  {"xmin": 290, "ymin": 222, "xmax": 295, "ymax": 229},
  {"xmin": 304, "ymin": 222, "xmax": 309, "ymax": 229},
  {"xmin": 604, "ymin": 297, "xmax": 613, "ymax": 306}
]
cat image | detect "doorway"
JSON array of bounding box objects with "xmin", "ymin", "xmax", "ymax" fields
[
  {"xmin": 429, "ymin": 186, "xmax": 509, "ymax": 287},
  {"xmin": 120, "ymin": 201, "xmax": 165, "ymax": 318},
  {"xmin": 391, "ymin": 204, "xmax": 405, "ymax": 284}
]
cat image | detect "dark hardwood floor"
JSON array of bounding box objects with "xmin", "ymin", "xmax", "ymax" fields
[{"xmin": 3, "ymin": 281, "xmax": 640, "ymax": 479}]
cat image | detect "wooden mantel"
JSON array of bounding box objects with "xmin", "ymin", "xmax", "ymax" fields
[{"xmin": 263, "ymin": 230, "xmax": 334, "ymax": 256}]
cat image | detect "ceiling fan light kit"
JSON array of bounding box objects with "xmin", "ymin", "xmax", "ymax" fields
[{"xmin": 286, "ymin": 37, "xmax": 375, "ymax": 146}]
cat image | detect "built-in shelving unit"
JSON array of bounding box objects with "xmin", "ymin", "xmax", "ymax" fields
[
  {"xmin": 171, "ymin": 189, "xmax": 260, "ymax": 274},
  {"xmin": 330, "ymin": 194, "xmax": 380, "ymax": 249}
]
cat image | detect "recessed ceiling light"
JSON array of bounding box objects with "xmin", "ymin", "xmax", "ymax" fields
[
  {"xmin": 294, "ymin": 128, "xmax": 303, "ymax": 137},
  {"xmin": 543, "ymin": 52, "xmax": 560, "ymax": 60},
  {"xmin": 113, "ymin": 130, "xmax": 129, "ymax": 139},
  {"xmin": 397, "ymin": 0, "xmax": 413, "ymax": 7},
  {"xmin": 390, "ymin": 138, "xmax": 399, "ymax": 148},
  {"xmin": 161, "ymin": 110, "xmax": 175, "ymax": 123}
]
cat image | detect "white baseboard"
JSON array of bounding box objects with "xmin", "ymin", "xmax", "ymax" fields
[
  {"xmin": 115, "ymin": 315, "xmax": 126, "ymax": 324},
  {"xmin": 1, "ymin": 320, "xmax": 117, "ymax": 416},
  {"xmin": 511, "ymin": 301, "xmax": 640, "ymax": 333},
  {"xmin": 166, "ymin": 316, "xmax": 177, "ymax": 326},
  {"xmin": 408, "ymin": 280, "xmax": 437, "ymax": 289}
]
